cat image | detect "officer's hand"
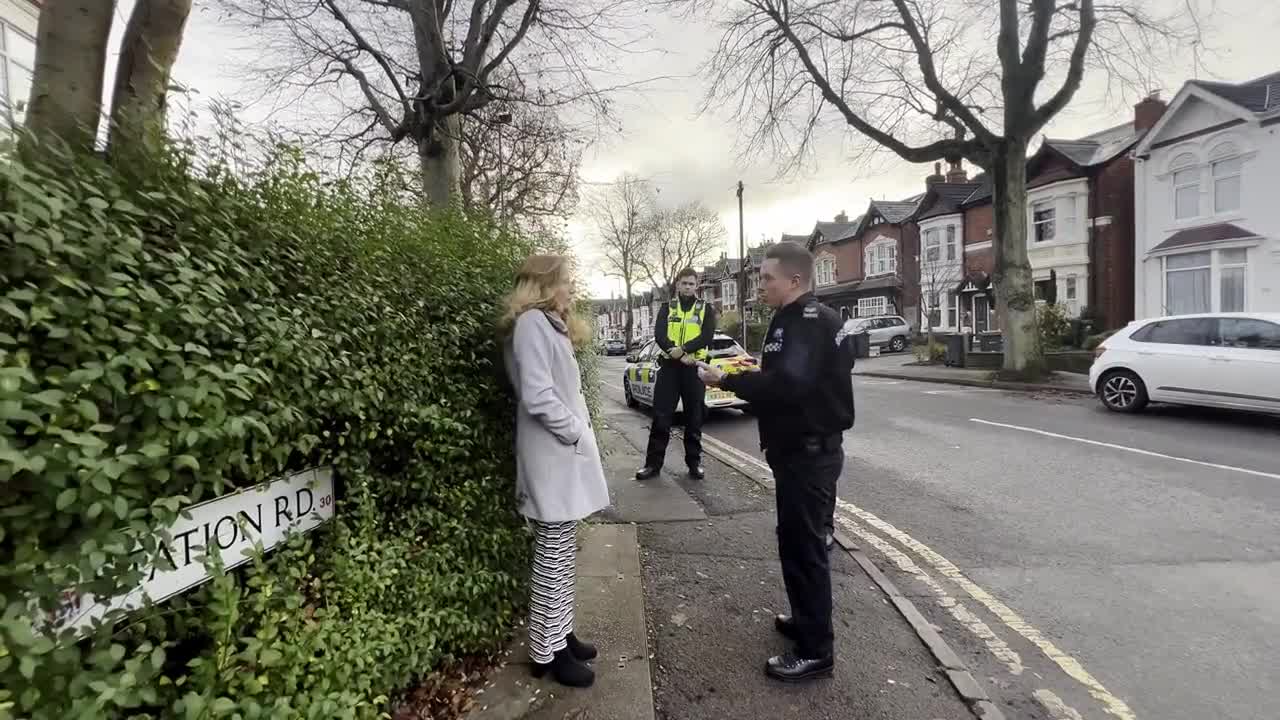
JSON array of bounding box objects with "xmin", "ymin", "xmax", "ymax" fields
[
  {"xmin": 679, "ymin": 354, "xmax": 696, "ymax": 366},
  {"xmin": 698, "ymin": 365, "xmax": 725, "ymax": 386},
  {"xmin": 667, "ymin": 347, "xmax": 685, "ymax": 360}
]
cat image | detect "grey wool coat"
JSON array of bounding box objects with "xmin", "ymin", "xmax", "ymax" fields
[{"xmin": 504, "ymin": 310, "xmax": 609, "ymax": 522}]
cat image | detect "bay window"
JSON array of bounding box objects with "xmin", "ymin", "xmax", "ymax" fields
[
  {"xmin": 1032, "ymin": 202, "xmax": 1056, "ymax": 242},
  {"xmin": 945, "ymin": 226, "xmax": 957, "ymax": 261},
  {"xmin": 865, "ymin": 240, "xmax": 897, "ymax": 276},
  {"xmin": 925, "ymin": 229, "xmax": 940, "ymax": 263},
  {"xmin": 1164, "ymin": 248, "xmax": 1248, "ymax": 315}
]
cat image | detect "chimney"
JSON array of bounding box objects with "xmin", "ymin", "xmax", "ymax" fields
[
  {"xmin": 1134, "ymin": 91, "xmax": 1167, "ymax": 132},
  {"xmin": 945, "ymin": 159, "xmax": 967, "ymax": 183},
  {"xmin": 835, "ymin": 210, "xmax": 849, "ymax": 223},
  {"xmin": 925, "ymin": 161, "xmax": 945, "ymax": 186}
]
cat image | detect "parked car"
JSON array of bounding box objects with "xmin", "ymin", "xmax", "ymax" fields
[
  {"xmin": 1089, "ymin": 313, "xmax": 1280, "ymax": 414},
  {"xmin": 603, "ymin": 338, "xmax": 627, "ymax": 356},
  {"xmin": 623, "ymin": 334, "xmax": 757, "ymax": 412},
  {"xmin": 842, "ymin": 315, "xmax": 912, "ymax": 353}
]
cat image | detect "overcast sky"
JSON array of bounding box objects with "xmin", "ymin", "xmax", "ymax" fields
[{"xmin": 121, "ymin": 1, "xmax": 1280, "ymax": 299}]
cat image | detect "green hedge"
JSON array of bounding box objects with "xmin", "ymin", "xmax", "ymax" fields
[{"xmin": 0, "ymin": 145, "xmax": 538, "ymax": 718}]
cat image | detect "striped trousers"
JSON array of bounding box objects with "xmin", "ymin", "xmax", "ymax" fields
[{"xmin": 528, "ymin": 520, "xmax": 578, "ymax": 664}]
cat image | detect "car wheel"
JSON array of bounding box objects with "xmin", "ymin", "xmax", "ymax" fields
[
  {"xmin": 1098, "ymin": 370, "xmax": 1148, "ymax": 413},
  {"xmin": 890, "ymin": 335, "xmax": 907, "ymax": 352},
  {"xmin": 624, "ymin": 378, "xmax": 639, "ymax": 408}
]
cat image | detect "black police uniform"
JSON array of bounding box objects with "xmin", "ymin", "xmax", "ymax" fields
[
  {"xmin": 642, "ymin": 296, "xmax": 718, "ymax": 474},
  {"xmin": 719, "ymin": 293, "xmax": 854, "ymax": 673}
]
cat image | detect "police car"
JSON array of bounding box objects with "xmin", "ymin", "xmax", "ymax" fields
[{"xmin": 622, "ymin": 334, "xmax": 757, "ymax": 412}]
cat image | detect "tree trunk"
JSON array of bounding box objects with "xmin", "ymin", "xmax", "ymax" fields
[
  {"xmin": 23, "ymin": 0, "xmax": 115, "ymax": 154},
  {"xmin": 108, "ymin": 0, "xmax": 192, "ymax": 157},
  {"xmin": 623, "ymin": 278, "xmax": 635, "ymax": 346},
  {"xmin": 991, "ymin": 138, "xmax": 1040, "ymax": 376},
  {"xmin": 420, "ymin": 114, "xmax": 461, "ymax": 209}
]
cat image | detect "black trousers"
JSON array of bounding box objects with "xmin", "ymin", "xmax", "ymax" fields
[
  {"xmin": 644, "ymin": 361, "xmax": 705, "ymax": 469},
  {"xmin": 766, "ymin": 443, "xmax": 843, "ymax": 658}
]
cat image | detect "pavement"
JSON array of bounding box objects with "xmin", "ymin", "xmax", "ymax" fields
[
  {"xmin": 591, "ymin": 354, "xmax": 1279, "ymax": 720},
  {"xmin": 852, "ymin": 353, "xmax": 1093, "ymax": 395}
]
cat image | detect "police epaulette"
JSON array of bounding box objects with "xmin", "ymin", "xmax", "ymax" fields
[{"xmin": 802, "ymin": 302, "xmax": 819, "ymax": 319}]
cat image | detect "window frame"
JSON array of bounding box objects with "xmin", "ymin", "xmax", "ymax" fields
[
  {"xmin": 924, "ymin": 228, "xmax": 941, "ymax": 263},
  {"xmin": 1162, "ymin": 248, "xmax": 1248, "ymax": 315},
  {"xmin": 1211, "ymin": 155, "xmax": 1242, "ymax": 214},
  {"xmin": 857, "ymin": 296, "xmax": 888, "ymax": 317},
  {"xmin": 1170, "ymin": 152, "xmax": 1201, "ymax": 220},
  {"xmin": 864, "ymin": 238, "xmax": 897, "ymax": 277},
  {"xmin": 945, "ymin": 225, "xmax": 958, "ymax": 261},
  {"xmin": 1032, "ymin": 201, "xmax": 1057, "ymax": 243},
  {"xmin": 0, "ymin": 22, "xmax": 36, "ymax": 126},
  {"xmin": 816, "ymin": 256, "xmax": 837, "ymax": 286}
]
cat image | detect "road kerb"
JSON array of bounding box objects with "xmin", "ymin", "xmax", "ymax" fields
[
  {"xmin": 856, "ymin": 371, "xmax": 1093, "ymax": 396},
  {"xmin": 698, "ymin": 434, "xmax": 1006, "ymax": 720}
]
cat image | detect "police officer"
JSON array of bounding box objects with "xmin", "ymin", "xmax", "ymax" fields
[
  {"xmin": 636, "ymin": 267, "xmax": 718, "ymax": 481},
  {"xmin": 698, "ymin": 242, "xmax": 854, "ymax": 683}
]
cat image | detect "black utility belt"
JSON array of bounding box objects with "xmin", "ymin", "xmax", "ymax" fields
[{"xmin": 768, "ymin": 433, "xmax": 842, "ymax": 455}]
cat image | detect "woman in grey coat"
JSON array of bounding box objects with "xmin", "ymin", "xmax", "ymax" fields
[{"xmin": 500, "ymin": 254, "xmax": 610, "ymax": 688}]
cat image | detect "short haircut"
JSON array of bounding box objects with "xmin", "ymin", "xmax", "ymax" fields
[
  {"xmin": 765, "ymin": 241, "xmax": 813, "ymax": 282},
  {"xmin": 675, "ymin": 267, "xmax": 699, "ymax": 282}
]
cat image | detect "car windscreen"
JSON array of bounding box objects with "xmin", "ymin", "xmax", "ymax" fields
[{"xmin": 707, "ymin": 338, "xmax": 745, "ymax": 357}]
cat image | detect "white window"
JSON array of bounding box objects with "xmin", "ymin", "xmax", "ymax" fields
[
  {"xmin": 927, "ymin": 292, "xmax": 941, "ymax": 327},
  {"xmin": 1065, "ymin": 276, "xmax": 1077, "ymax": 301},
  {"xmin": 816, "ymin": 256, "xmax": 836, "ymax": 286},
  {"xmin": 1032, "ymin": 202, "xmax": 1056, "ymax": 243},
  {"xmin": 945, "ymin": 226, "xmax": 957, "ymax": 261},
  {"xmin": 1212, "ymin": 157, "xmax": 1241, "ymax": 214},
  {"xmin": 1171, "ymin": 153, "xmax": 1200, "ymax": 220},
  {"xmin": 0, "ymin": 22, "xmax": 36, "ymax": 126},
  {"xmin": 1164, "ymin": 248, "xmax": 1248, "ymax": 315},
  {"xmin": 722, "ymin": 280, "xmax": 737, "ymax": 309},
  {"xmin": 946, "ymin": 291, "xmax": 959, "ymax": 328},
  {"xmin": 865, "ymin": 239, "xmax": 897, "ymax": 276},
  {"xmin": 924, "ymin": 229, "xmax": 941, "ymax": 263},
  {"xmin": 858, "ymin": 296, "xmax": 887, "ymax": 317}
]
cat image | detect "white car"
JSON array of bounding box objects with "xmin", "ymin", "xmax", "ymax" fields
[
  {"xmin": 842, "ymin": 315, "xmax": 912, "ymax": 353},
  {"xmin": 1089, "ymin": 313, "xmax": 1280, "ymax": 414}
]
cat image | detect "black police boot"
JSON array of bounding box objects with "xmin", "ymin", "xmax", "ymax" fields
[
  {"xmin": 531, "ymin": 648, "xmax": 595, "ymax": 688},
  {"xmin": 635, "ymin": 466, "xmax": 660, "ymax": 481},
  {"xmin": 565, "ymin": 632, "xmax": 597, "ymax": 661},
  {"xmin": 688, "ymin": 464, "xmax": 705, "ymax": 480},
  {"xmin": 774, "ymin": 614, "xmax": 799, "ymax": 643},
  {"xmin": 764, "ymin": 651, "xmax": 834, "ymax": 683}
]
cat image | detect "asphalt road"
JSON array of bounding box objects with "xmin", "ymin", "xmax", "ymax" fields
[{"xmin": 597, "ymin": 354, "xmax": 1280, "ymax": 720}]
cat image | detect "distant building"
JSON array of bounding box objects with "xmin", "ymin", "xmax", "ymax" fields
[{"xmin": 0, "ymin": 0, "xmax": 38, "ymax": 129}]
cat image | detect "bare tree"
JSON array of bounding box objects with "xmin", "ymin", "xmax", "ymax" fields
[
  {"xmin": 592, "ymin": 174, "xmax": 656, "ymax": 344},
  {"xmin": 220, "ymin": 0, "xmax": 641, "ymax": 208},
  {"xmin": 459, "ymin": 101, "xmax": 582, "ymax": 234},
  {"xmin": 693, "ymin": 0, "xmax": 1203, "ymax": 375},
  {"xmin": 23, "ymin": 0, "xmax": 116, "ymax": 154},
  {"xmin": 640, "ymin": 200, "xmax": 726, "ymax": 293},
  {"xmin": 110, "ymin": 0, "xmax": 195, "ymax": 156}
]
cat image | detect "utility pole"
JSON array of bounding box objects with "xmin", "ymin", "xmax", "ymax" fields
[{"xmin": 736, "ymin": 181, "xmax": 747, "ymax": 349}]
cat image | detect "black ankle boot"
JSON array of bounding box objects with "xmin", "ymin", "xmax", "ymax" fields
[
  {"xmin": 566, "ymin": 631, "xmax": 597, "ymax": 661},
  {"xmin": 531, "ymin": 648, "xmax": 594, "ymax": 688}
]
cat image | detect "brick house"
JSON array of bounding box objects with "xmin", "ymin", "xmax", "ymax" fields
[
  {"xmin": 807, "ymin": 201, "xmax": 921, "ymax": 323},
  {"xmin": 908, "ymin": 162, "xmax": 984, "ymax": 332},
  {"xmin": 943, "ymin": 96, "xmax": 1166, "ymax": 334}
]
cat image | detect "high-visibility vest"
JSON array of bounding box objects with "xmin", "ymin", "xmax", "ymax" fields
[{"xmin": 666, "ymin": 299, "xmax": 708, "ymax": 361}]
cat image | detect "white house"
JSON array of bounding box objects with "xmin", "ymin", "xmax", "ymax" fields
[
  {"xmin": 0, "ymin": 0, "xmax": 37, "ymax": 129},
  {"xmin": 1133, "ymin": 71, "xmax": 1280, "ymax": 318}
]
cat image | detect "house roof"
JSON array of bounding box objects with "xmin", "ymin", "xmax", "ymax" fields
[
  {"xmin": 1148, "ymin": 222, "xmax": 1260, "ymax": 254},
  {"xmin": 870, "ymin": 200, "xmax": 919, "ymax": 224},
  {"xmin": 814, "ymin": 274, "xmax": 902, "ymax": 299},
  {"xmin": 917, "ymin": 181, "xmax": 983, "ymax": 220},
  {"xmin": 960, "ymin": 173, "xmax": 993, "ymax": 206},
  {"xmin": 811, "ymin": 220, "xmax": 861, "ymax": 244},
  {"xmin": 1042, "ymin": 120, "xmax": 1143, "ymax": 169},
  {"xmin": 780, "ymin": 233, "xmax": 810, "ymax": 244},
  {"xmin": 1188, "ymin": 71, "xmax": 1280, "ymax": 114}
]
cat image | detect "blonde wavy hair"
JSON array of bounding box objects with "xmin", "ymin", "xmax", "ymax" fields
[{"xmin": 499, "ymin": 254, "xmax": 591, "ymax": 348}]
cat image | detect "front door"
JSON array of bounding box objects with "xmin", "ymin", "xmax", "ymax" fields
[{"xmin": 974, "ymin": 295, "xmax": 990, "ymax": 333}]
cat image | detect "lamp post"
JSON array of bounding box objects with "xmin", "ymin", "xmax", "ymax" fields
[
  {"xmin": 494, "ymin": 111, "xmax": 513, "ymax": 223},
  {"xmin": 736, "ymin": 181, "xmax": 747, "ymax": 350}
]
